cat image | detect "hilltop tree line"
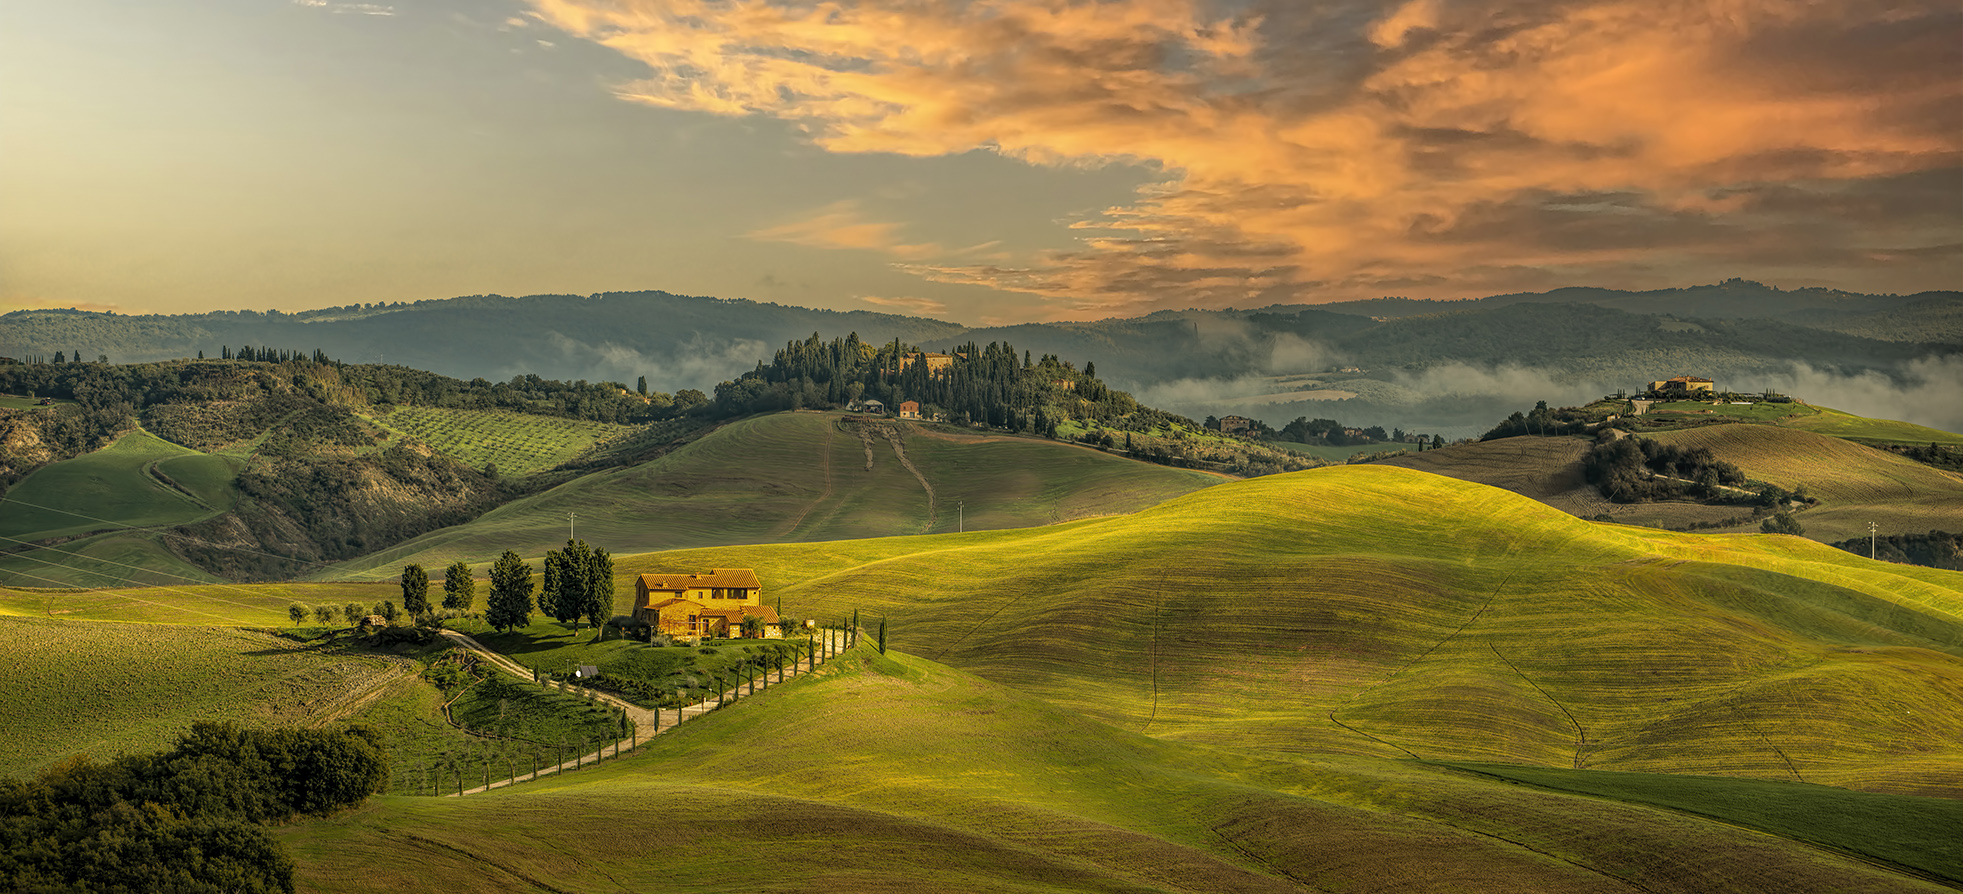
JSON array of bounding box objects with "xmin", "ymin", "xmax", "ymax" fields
[
  {"xmin": 0, "ymin": 722, "xmax": 388, "ymax": 894},
  {"xmin": 710, "ymin": 333, "xmax": 1187, "ymax": 435},
  {"xmin": 1829, "ymin": 530, "xmax": 1962, "ymax": 570}
]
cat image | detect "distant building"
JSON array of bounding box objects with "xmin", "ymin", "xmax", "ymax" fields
[
  {"xmin": 898, "ymin": 400, "xmax": 921, "ymax": 420},
  {"xmin": 633, "ymin": 570, "xmax": 779, "ymax": 639},
  {"xmin": 899, "ymin": 352, "xmax": 960, "ymax": 374},
  {"xmin": 853, "ymin": 399, "xmax": 886, "ymax": 414},
  {"xmin": 1218, "ymin": 415, "xmax": 1254, "ymax": 435},
  {"xmin": 1647, "ymin": 375, "xmax": 1716, "ymax": 395}
]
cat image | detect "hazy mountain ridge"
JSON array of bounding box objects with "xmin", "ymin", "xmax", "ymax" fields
[{"xmin": 5, "ymin": 283, "xmax": 1958, "ymax": 433}]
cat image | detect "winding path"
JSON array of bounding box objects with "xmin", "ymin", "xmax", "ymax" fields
[{"xmin": 436, "ymin": 628, "xmax": 848, "ymax": 796}]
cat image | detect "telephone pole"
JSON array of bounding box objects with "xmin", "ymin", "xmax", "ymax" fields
[
  {"xmin": 1869, "ymin": 521, "xmax": 1878, "ymax": 560},
  {"xmin": 569, "ymin": 512, "xmax": 577, "ymax": 542},
  {"xmin": 958, "ymin": 500, "xmax": 964, "ymax": 534}
]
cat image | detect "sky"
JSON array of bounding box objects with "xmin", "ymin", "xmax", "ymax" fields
[{"xmin": 2, "ymin": 0, "xmax": 1958, "ymax": 325}]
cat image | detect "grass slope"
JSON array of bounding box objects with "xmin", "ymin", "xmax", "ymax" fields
[
  {"xmin": 0, "ymin": 616, "xmax": 409, "ymax": 777},
  {"xmin": 0, "ymin": 581, "xmax": 395, "ymax": 626},
  {"xmin": 281, "ymin": 648, "xmax": 1955, "ymax": 893},
  {"xmin": 616, "ymin": 466, "xmax": 1963, "ymax": 795},
  {"xmin": 0, "ymin": 428, "xmax": 235, "ymax": 542},
  {"xmin": 321, "ymin": 412, "xmax": 1220, "ymax": 579},
  {"xmin": 1649, "ymin": 424, "xmax": 1963, "ymax": 541},
  {"xmin": 1637, "ymin": 401, "xmax": 1963, "ymax": 445},
  {"xmin": 374, "ymin": 406, "xmax": 630, "ymax": 477}
]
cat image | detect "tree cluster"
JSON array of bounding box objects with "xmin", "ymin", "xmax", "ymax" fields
[
  {"xmin": 1581, "ymin": 434, "xmax": 1749, "ymax": 503},
  {"xmin": 539, "ymin": 539, "xmax": 614, "ymax": 631},
  {"xmin": 1480, "ymin": 400, "xmax": 1601, "ymax": 441},
  {"xmin": 0, "ymin": 722, "xmax": 388, "ymax": 894},
  {"xmin": 708, "ymin": 333, "xmax": 1178, "ymax": 435},
  {"xmin": 1829, "ymin": 530, "xmax": 1962, "ymax": 570}
]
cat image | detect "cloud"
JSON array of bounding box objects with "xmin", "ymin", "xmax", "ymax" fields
[
  {"xmin": 1758, "ymin": 353, "xmax": 1963, "ymax": 433},
  {"xmin": 532, "ymin": 331, "xmax": 769, "ymax": 394},
  {"xmin": 859, "ymin": 295, "xmax": 950, "ymax": 316},
  {"xmin": 529, "ymin": 0, "xmax": 1962, "ymax": 314},
  {"xmin": 747, "ymin": 201, "xmax": 943, "ymax": 259}
]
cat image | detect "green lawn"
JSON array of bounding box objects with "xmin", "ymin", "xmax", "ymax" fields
[
  {"xmin": 0, "ymin": 395, "xmax": 68, "ymax": 410},
  {"xmin": 1638, "ymin": 401, "xmax": 1962, "ymax": 444}
]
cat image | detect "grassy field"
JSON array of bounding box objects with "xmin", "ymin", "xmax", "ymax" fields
[
  {"xmin": 1649, "ymin": 424, "xmax": 1963, "ymax": 541},
  {"xmin": 0, "ymin": 580, "xmax": 396, "ymax": 626},
  {"xmin": 0, "ymin": 395, "xmax": 70, "ymax": 410},
  {"xmin": 1262, "ymin": 439, "xmax": 1430, "ymax": 462},
  {"xmin": 605, "ymin": 465, "xmax": 1963, "ymax": 796},
  {"xmin": 374, "ymin": 406, "xmax": 631, "ymax": 477},
  {"xmin": 0, "ymin": 428, "xmax": 236, "ymax": 543},
  {"xmin": 1636, "ymin": 400, "xmax": 1963, "ymax": 444},
  {"xmin": 279, "ymin": 647, "xmax": 1958, "ymax": 893},
  {"xmin": 321, "ymin": 411, "xmax": 1221, "ymax": 579},
  {"xmin": 1446, "ymin": 762, "xmax": 1963, "ymax": 881},
  {"xmin": 0, "ymin": 616, "xmax": 411, "ymax": 777}
]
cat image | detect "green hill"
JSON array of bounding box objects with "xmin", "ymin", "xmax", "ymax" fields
[
  {"xmin": 0, "ymin": 428, "xmax": 235, "ymax": 543},
  {"xmin": 619, "ymin": 465, "xmax": 1963, "ymax": 796},
  {"xmin": 278, "ymin": 647, "xmax": 1959, "ymax": 893},
  {"xmin": 0, "ymin": 616, "xmax": 410, "ymax": 778},
  {"xmin": 320, "ymin": 411, "xmax": 1223, "ymax": 579},
  {"xmin": 1376, "ymin": 420, "xmax": 1963, "ymax": 543}
]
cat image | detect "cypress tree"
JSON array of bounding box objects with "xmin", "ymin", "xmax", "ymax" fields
[
  {"xmin": 400, "ymin": 564, "xmax": 430, "ymax": 615},
  {"xmin": 442, "ymin": 560, "xmax": 476, "ymax": 611},
  {"xmin": 486, "ymin": 550, "xmax": 535, "ymax": 633}
]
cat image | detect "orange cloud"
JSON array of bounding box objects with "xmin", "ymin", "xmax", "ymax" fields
[
  {"xmin": 747, "ymin": 201, "xmax": 942, "ymax": 259},
  {"xmin": 532, "ymin": 0, "xmax": 1962, "ymax": 313}
]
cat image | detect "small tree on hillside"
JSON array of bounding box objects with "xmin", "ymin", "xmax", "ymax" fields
[
  {"xmin": 1761, "ymin": 511, "xmax": 1805, "ymax": 536},
  {"xmin": 313, "ymin": 604, "xmax": 337, "ymax": 625},
  {"xmin": 442, "ymin": 561, "xmax": 475, "ymax": 611},
  {"xmin": 486, "ymin": 550, "xmax": 535, "ymax": 633},
  {"xmin": 401, "ymin": 564, "xmax": 430, "ymax": 615},
  {"xmin": 288, "ymin": 603, "xmax": 307, "ymax": 627}
]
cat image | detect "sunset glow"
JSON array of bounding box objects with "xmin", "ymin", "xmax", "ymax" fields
[{"xmin": 3, "ymin": 0, "xmax": 1957, "ymax": 321}]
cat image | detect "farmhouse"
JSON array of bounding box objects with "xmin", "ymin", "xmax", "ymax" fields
[
  {"xmin": 633, "ymin": 569, "xmax": 780, "ymax": 639},
  {"xmin": 851, "ymin": 398, "xmax": 886, "ymax": 414},
  {"xmin": 1218, "ymin": 415, "xmax": 1254, "ymax": 435},
  {"xmin": 898, "ymin": 400, "xmax": 921, "ymax": 419},
  {"xmin": 1648, "ymin": 375, "xmax": 1716, "ymax": 395}
]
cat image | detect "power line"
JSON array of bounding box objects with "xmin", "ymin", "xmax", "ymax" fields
[
  {"xmin": 0, "ymin": 494, "xmax": 349, "ymax": 576},
  {"xmin": 0, "ymin": 531, "xmax": 327, "ymax": 616}
]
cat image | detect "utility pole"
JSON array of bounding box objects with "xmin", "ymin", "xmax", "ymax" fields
[
  {"xmin": 569, "ymin": 512, "xmax": 577, "ymax": 541},
  {"xmin": 1869, "ymin": 521, "xmax": 1879, "ymax": 560},
  {"xmin": 958, "ymin": 500, "xmax": 963, "ymax": 534}
]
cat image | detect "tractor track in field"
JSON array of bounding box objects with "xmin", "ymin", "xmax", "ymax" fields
[
  {"xmin": 1487, "ymin": 641, "xmax": 1589, "ymax": 769},
  {"xmin": 776, "ymin": 426, "xmax": 834, "ymax": 538}
]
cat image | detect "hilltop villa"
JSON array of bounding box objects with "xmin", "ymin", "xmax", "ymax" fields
[
  {"xmin": 1648, "ymin": 375, "xmax": 1716, "ymax": 395},
  {"xmin": 633, "ymin": 569, "xmax": 781, "ymax": 639},
  {"xmin": 899, "ymin": 400, "xmax": 921, "ymax": 419}
]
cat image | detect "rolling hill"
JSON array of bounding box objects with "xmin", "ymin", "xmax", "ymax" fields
[
  {"xmin": 622, "ymin": 465, "xmax": 1963, "ymax": 796},
  {"xmin": 1376, "ymin": 420, "xmax": 1963, "ymax": 542},
  {"xmin": 278, "ymin": 647, "xmax": 1960, "ymax": 893},
  {"xmin": 320, "ymin": 411, "xmax": 1224, "ymax": 579}
]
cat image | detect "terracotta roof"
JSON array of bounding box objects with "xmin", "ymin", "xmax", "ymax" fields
[
  {"xmin": 638, "ymin": 569, "xmax": 762, "ymax": 591},
  {"xmin": 699, "ymin": 605, "xmax": 779, "ymax": 624}
]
